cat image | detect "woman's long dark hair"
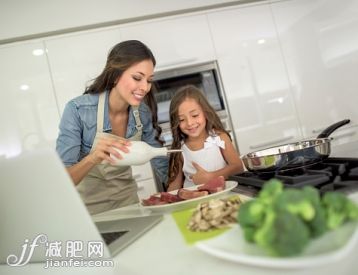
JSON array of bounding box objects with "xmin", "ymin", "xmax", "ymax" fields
[
  {"xmin": 167, "ymin": 85, "xmax": 230, "ymax": 184},
  {"xmin": 84, "ymin": 40, "xmax": 162, "ymax": 142}
]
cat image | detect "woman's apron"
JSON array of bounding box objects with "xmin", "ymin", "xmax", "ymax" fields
[{"xmin": 77, "ymin": 92, "xmax": 143, "ymax": 215}]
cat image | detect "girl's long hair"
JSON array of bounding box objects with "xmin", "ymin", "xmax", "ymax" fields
[
  {"xmin": 84, "ymin": 40, "xmax": 162, "ymax": 142},
  {"xmin": 167, "ymin": 85, "xmax": 230, "ymax": 184}
]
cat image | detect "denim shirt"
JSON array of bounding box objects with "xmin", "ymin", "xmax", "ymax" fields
[{"xmin": 56, "ymin": 91, "xmax": 168, "ymax": 184}]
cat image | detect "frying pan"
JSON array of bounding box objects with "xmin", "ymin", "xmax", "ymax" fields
[{"xmin": 241, "ymin": 119, "xmax": 350, "ymax": 172}]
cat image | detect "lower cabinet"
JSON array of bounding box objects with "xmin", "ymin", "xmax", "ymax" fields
[
  {"xmin": 136, "ymin": 178, "xmax": 158, "ymax": 200},
  {"xmin": 131, "ymin": 163, "xmax": 157, "ymax": 199}
]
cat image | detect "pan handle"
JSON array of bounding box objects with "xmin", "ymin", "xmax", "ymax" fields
[{"xmin": 317, "ymin": 119, "xmax": 350, "ymax": 138}]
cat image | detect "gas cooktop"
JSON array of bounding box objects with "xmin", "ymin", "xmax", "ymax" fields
[{"xmin": 230, "ymin": 157, "xmax": 358, "ymax": 197}]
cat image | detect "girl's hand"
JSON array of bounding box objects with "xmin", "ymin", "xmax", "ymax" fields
[
  {"xmin": 191, "ymin": 162, "xmax": 214, "ymax": 185},
  {"xmin": 88, "ymin": 136, "xmax": 131, "ymax": 165}
]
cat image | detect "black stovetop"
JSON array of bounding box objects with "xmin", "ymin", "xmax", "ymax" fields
[{"xmin": 230, "ymin": 157, "xmax": 358, "ymax": 197}]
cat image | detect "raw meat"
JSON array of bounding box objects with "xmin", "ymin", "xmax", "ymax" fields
[
  {"xmin": 177, "ymin": 189, "xmax": 209, "ymax": 200},
  {"xmin": 142, "ymin": 195, "xmax": 167, "ymax": 206},
  {"xmin": 197, "ymin": 176, "xmax": 226, "ymax": 193},
  {"xmin": 159, "ymin": 192, "xmax": 183, "ymax": 203}
]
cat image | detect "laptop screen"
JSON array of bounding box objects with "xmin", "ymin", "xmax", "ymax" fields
[
  {"xmin": 0, "ymin": 148, "xmax": 163, "ymax": 266},
  {"xmin": 0, "ymin": 148, "xmax": 111, "ymax": 264}
]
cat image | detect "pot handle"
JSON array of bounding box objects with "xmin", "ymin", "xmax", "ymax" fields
[{"xmin": 317, "ymin": 119, "xmax": 350, "ymax": 138}]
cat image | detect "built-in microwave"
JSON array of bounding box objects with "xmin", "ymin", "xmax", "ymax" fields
[
  {"xmin": 153, "ymin": 61, "xmax": 236, "ymax": 148},
  {"xmin": 154, "ymin": 62, "xmax": 225, "ymax": 124}
]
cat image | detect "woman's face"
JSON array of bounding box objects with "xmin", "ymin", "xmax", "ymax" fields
[
  {"xmin": 113, "ymin": 59, "xmax": 154, "ymax": 106},
  {"xmin": 178, "ymin": 98, "xmax": 207, "ymax": 139}
]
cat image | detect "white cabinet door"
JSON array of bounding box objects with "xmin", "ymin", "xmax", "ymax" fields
[
  {"xmin": 208, "ymin": 4, "xmax": 302, "ymax": 155},
  {"xmin": 136, "ymin": 178, "xmax": 157, "ymax": 200},
  {"xmin": 119, "ymin": 14, "xmax": 216, "ymax": 71},
  {"xmin": 132, "ymin": 163, "xmax": 157, "ymax": 199},
  {"xmin": 271, "ymin": 0, "xmax": 358, "ymax": 138},
  {"xmin": 131, "ymin": 163, "xmax": 154, "ymax": 181},
  {"xmin": 0, "ymin": 41, "xmax": 60, "ymax": 156},
  {"xmin": 44, "ymin": 28, "xmax": 123, "ymax": 115}
]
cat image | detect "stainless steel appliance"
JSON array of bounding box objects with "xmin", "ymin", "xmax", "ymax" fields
[{"xmin": 153, "ymin": 61, "xmax": 236, "ymax": 148}]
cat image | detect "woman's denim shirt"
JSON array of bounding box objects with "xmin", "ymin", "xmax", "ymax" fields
[{"xmin": 56, "ymin": 91, "xmax": 168, "ymax": 184}]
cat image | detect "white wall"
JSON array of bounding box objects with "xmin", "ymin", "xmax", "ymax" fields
[{"xmin": 0, "ymin": 0, "xmax": 255, "ymax": 42}]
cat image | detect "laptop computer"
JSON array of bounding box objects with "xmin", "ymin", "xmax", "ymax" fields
[{"xmin": 0, "ymin": 148, "xmax": 162, "ymax": 264}]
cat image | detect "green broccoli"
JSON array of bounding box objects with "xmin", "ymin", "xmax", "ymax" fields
[
  {"xmin": 254, "ymin": 209, "xmax": 310, "ymax": 257},
  {"xmin": 274, "ymin": 188, "xmax": 315, "ymax": 221},
  {"xmin": 241, "ymin": 225, "xmax": 256, "ymax": 243},
  {"xmin": 346, "ymin": 199, "xmax": 358, "ymax": 220},
  {"xmin": 302, "ymin": 186, "xmax": 327, "ymax": 237},
  {"xmin": 258, "ymin": 179, "xmax": 283, "ymax": 206},
  {"xmin": 237, "ymin": 179, "xmax": 358, "ymax": 257},
  {"xmin": 322, "ymin": 192, "xmax": 358, "ymax": 230},
  {"xmin": 237, "ymin": 200, "xmax": 265, "ymax": 227},
  {"xmin": 237, "ymin": 199, "xmax": 266, "ymax": 243}
]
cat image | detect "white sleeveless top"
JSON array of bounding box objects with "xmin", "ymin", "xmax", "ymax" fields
[{"xmin": 182, "ymin": 135, "xmax": 227, "ymax": 188}]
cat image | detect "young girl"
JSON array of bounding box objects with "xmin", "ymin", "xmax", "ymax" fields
[{"xmin": 167, "ymin": 85, "xmax": 244, "ymax": 191}]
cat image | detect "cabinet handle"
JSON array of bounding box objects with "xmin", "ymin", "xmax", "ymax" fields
[
  {"xmin": 156, "ymin": 58, "xmax": 198, "ymax": 70},
  {"xmin": 249, "ymin": 136, "xmax": 294, "ymax": 150},
  {"xmin": 331, "ymin": 131, "xmax": 356, "ymax": 140}
]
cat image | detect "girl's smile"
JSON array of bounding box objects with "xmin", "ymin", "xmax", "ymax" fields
[{"xmin": 178, "ymin": 98, "xmax": 207, "ymax": 139}]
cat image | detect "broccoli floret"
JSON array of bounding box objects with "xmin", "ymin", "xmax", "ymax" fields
[
  {"xmin": 274, "ymin": 188, "xmax": 315, "ymax": 221},
  {"xmin": 258, "ymin": 179, "xmax": 283, "ymax": 206},
  {"xmin": 254, "ymin": 209, "xmax": 310, "ymax": 257},
  {"xmin": 322, "ymin": 192, "xmax": 358, "ymax": 229},
  {"xmin": 252, "ymin": 208, "xmax": 276, "ymax": 249},
  {"xmin": 346, "ymin": 199, "xmax": 358, "ymax": 220},
  {"xmin": 237, "ymin": 200, "xmax": 265, "ymax": 228},
  {"xmin": 302, "ymin": 186, "xmax": 327, "ymax": 237},
  {"xmin": 241, "ymin": 226, "xmax": 256, "ymax": 243},
  {"xmin": 237, "ymin": 200, "xmax": 266, "ymax": 243}
]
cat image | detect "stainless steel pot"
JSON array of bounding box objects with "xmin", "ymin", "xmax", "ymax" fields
[{"xmin": 241, "ymin": 119, "xmax": 350, "ymax": 172}]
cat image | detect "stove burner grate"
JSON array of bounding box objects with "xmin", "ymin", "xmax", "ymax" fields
[{"xmin": 230, "ymin": 157, "xmax": 358, "ymax": 196}]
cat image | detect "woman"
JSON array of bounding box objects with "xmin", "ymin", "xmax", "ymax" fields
[{"xmin": 56, "ymin": 40, "xmax": 168, "ymax": 214}]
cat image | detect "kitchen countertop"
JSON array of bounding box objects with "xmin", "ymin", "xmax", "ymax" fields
[{"xmin": 2, "ymin": 192, "xmax": 358, "ymax": 275}]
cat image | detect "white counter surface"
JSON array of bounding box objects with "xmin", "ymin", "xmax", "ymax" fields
[{"xmin": 2, "ymin": 193, "xmax": 358, "ymax": 275}]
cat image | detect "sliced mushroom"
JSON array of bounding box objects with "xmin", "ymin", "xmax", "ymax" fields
[{"xmin": 187, "ymin": 196, "xmax": 242, "ymax": 232}]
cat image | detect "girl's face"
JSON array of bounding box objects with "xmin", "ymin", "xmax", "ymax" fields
[
  {"xmin": 178, "ymin": 98, "xmax": 207, "ymax": 139},
  {"xmin": 113, "ymin": 59, "xmax": 154, "ymax": 106}
]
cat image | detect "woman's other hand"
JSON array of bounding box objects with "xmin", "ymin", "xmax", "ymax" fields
[{"xmin": 89, "ymin": 136, "xmax": 131, "ymax": 165}]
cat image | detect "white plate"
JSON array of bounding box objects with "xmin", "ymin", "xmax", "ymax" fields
[
  {"xmin": 196, "ymin": 206, "xmax": 358, "ymax": 269},
  {"xmin": 141, "ymin": 181, "xmax": 238, "ymax": 213}
]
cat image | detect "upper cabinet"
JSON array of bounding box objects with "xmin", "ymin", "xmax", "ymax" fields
[
  {"xmin": 271, "ymin": 0, "xmax": 358, "ymax": 137},
  {"xmin": 119, "ymin": 14, "xmax": 216, "ymax": 71},
  {"xmin": 207, "ymin": 4, "xmax": 302, "ymax": 155},
  {"xmin": 44, "ymin": 28, "xmax": 123, "ymax": 114},
  {"xmin": 0, "ymin": 41, "xmax": 60, "ymax": 156}
]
